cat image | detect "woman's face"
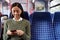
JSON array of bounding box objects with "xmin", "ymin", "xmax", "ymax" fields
[{"xmin": 12, "ymin": 6, "xmax": 22, "ymax": 17}]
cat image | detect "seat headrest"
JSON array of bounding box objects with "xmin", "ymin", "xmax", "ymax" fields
[
  {"xmin": 22, "ymin": 12, "xmax": 29, "ymax": 20},
  {"xmin": 54, "ymin": 12, "xmax": 60, "ymax": 21},
  {"xmin": 31, "ymin": 12, "xmax": 51, "ymax": 21}
]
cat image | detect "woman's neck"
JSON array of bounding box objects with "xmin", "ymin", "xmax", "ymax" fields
[{"xmin": 14, "ymin": 16, "xmax": 20, "ymax": 20}]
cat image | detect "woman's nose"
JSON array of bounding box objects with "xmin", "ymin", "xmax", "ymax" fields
[{"xmin": 14, "ymin": 12, "xmax": 17, "ymax": 14}]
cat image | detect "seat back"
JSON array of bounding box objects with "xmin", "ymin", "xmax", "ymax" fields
[
  {"xmin": 53, "ymin": 12, "xmax": 60, "ymax": 40},
  {"xmin": 31, "ymin": 12, "xmax": 55, "ymax": 40}
]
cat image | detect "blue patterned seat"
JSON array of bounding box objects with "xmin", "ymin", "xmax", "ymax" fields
[
  {"xmin": 30, "ymin": 12, "xmax": 55, "ymax": 40},
  {"xmin": 53, "ymin": 12, "xmax": 60, "ymax": 40}
]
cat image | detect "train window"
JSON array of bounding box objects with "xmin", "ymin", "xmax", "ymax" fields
[{"xmin": 49, "ymin": 0, "xmax": 60, "ymax": 13}]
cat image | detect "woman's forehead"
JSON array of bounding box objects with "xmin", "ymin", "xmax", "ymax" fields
[{"xmin": 12, "ymin": 6, "xmax": 20, "ymax": 10}]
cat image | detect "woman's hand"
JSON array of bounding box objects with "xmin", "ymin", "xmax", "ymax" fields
[
  {"xmin": 16, "ymin": 30, "xmax": 24, "ymax": 36},
  {"xmin": 7, "ymin": 30, "xmax": 12, "ymax": 35},
  {"xmin": 7, "ymin": 30, "xmax": 16, "ymax": 35}
]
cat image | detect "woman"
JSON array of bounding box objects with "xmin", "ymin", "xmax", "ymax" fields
[{"xmin": 3, "ymin": 2, "xmax": 31, "ymax": 40}]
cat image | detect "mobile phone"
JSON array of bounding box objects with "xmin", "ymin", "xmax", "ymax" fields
[{"xmin": 11, "ymin": 30, "xmax": 16, "ymax": 32}]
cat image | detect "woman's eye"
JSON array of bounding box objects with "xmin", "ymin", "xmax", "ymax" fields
[
  {"xmin": 13, "ymin": 10, "xmax": 15, "ymax": 13},
  {"xmin": 16, "ymin": 10, "xmax": 18, "ymax": 13},
  {"xmin": 16, "ymin": 10, "xmax": 19, "ymax": 13}
]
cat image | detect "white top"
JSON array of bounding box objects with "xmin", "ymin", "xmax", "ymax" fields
[{"xmin": 13, "ymin": 17, "xmax": 23, "ymax": 21}]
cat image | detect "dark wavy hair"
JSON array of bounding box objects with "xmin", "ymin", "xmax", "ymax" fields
[{"xmin": 10, "ymin": 2, "xmax": 24, "ymax": 18}]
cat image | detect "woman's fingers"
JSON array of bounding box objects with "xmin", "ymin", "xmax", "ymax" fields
[{"xmin": 16, "ymin": 30, "xmax": 24, "ymax": 36}]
